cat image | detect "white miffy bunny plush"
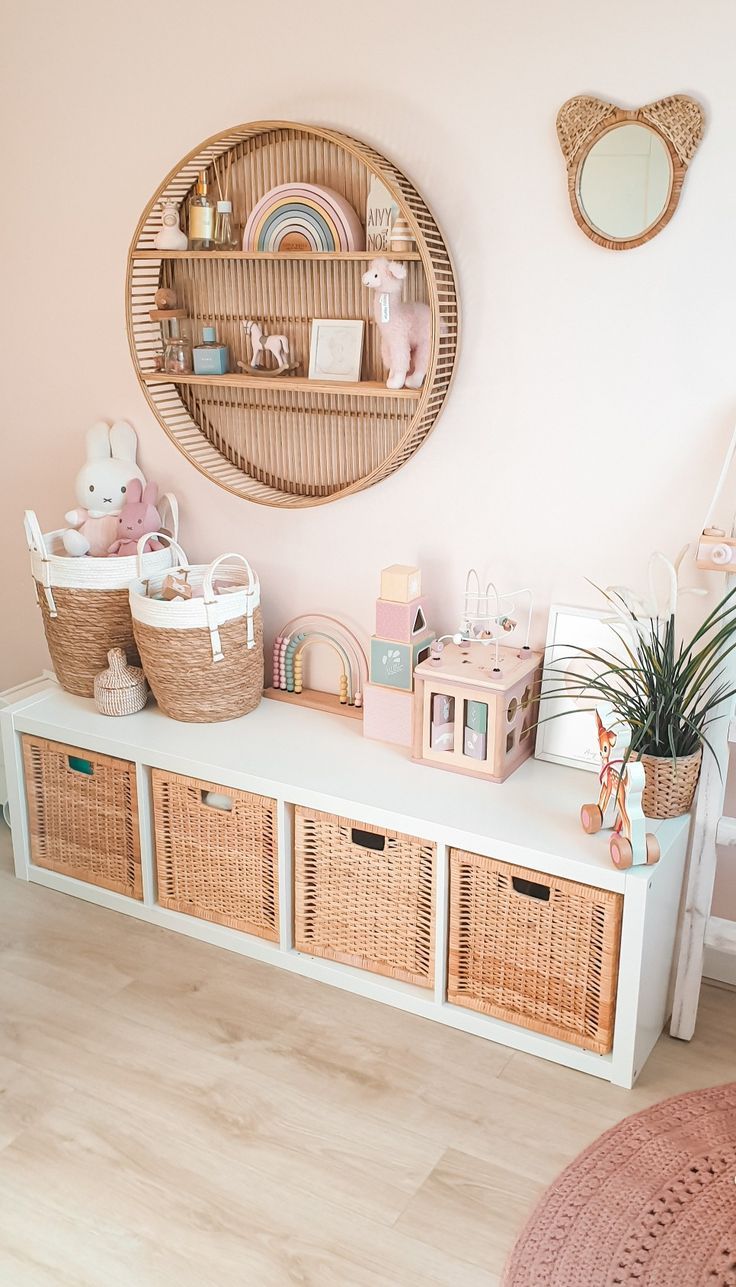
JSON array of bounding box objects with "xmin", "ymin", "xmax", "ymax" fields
[{"xmin": 62, "ymin": 421, "xmax": 146, "ymax": 557}]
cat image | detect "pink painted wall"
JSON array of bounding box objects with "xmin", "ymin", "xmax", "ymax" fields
[{"xmin": 3, "ymin": 0, "xmax": 736, "ymax": 914}]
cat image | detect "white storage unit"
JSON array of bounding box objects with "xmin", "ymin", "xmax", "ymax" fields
[{"xmin": 0, "ymin": 682, "xmax": 690, "ymax": 1087}]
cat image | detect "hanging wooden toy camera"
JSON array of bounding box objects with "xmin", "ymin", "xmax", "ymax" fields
[
  {"xmin": 696, "ymin": 424, "xmax": 736, "ymax": 571},
  {"xmin": 412, "ymin": 571, "xmax": 543, "ymax": 783}
]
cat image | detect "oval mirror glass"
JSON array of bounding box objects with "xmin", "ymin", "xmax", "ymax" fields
[{"xmin": 578, "ymin": 123, "xmax": 673, "ymax": 241}]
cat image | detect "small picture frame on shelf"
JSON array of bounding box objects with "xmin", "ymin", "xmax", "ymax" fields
[
  {"xmin": 535, "ymin": 603, "xmax": 629, "ymax": 772},
  {"xmin": 308, "ymin": 319, "xmax": 365, "ymax": 383}
]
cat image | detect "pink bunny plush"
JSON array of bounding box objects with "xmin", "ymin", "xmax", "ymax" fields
[
  {"xmin": 361, "ymin": 257, "xmax": 431, "ymax": 390},
  {"xmin": 108, "ymin": 480, "xmax": 164, "ymax": 557}
]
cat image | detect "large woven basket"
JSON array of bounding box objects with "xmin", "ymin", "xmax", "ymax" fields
[
  {"xmin": 24, "ymin": 503, "xmax": 178, "ymax": 698},
  {"xmin": 294, "ymin": 806, "xmax": 436, "ymax": 987},
  {"xmin": 640, "ymin": 749, "xmax": 702, "ymax": 819},
  {"xmin": 130, "ymin": 547, "xmax": 263, "ymax": 723},
  {"xmin": 448, "ymin": 848, "xmax": 623, "ymax": 1053}
]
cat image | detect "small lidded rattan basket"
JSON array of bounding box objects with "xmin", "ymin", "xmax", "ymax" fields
[{"xmin": 94, "ymin": 648, "xmax": 148, "ymax": 716}]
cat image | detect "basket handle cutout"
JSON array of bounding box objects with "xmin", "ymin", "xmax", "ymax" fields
[
  {"xmin": 200, "ymin": 790, "xmax": 233, "ymax": 812},
  {"xmin": 351, "ymin": 828, "xmax": 385, "ymax": 852},
  {"xmin": 67, "ymin": 755, "xmax": 94, "ymax": 776},
  {"xmin": 511, "ymin": 875, "xmax": 550, "ymax": 902}
]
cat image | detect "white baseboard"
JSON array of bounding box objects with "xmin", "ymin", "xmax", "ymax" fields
[{"xmin": 703, "ymin": 916, "xmax": 736, "ymax": 986}]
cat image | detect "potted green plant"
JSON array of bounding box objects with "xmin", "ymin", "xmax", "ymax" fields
[{"xmin": 543, "ymin": 585, "xmax": 736, "ymax": 818}]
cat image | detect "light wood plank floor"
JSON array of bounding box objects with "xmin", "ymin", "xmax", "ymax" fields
[{"xmin": 0, "ymin": 826, "xmax": 734, "ymax": 1286}]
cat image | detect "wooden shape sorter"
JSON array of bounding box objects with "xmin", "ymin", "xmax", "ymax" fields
[{"xmin": 413, "ymin": 641, "xmax": 543, "ymax": 783}]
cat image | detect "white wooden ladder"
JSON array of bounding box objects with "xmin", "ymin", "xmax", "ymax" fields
[{"xmin": 670, "ymin": 537, "xmax": 736, "ymax": 1038}]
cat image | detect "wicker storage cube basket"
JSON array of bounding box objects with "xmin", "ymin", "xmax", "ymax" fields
[
  {"xmin": 294, "ymin": 806, "xmax": 435, "ymax": 987},
  {"xmin": 130, "ymin": 550, "xmax": 263, "ymax": 723},
  {"xmin": 152, "ymin": 770, "xmax": 278, "ymax": 939},
  {"xmin": 448, "ymin": 849, "xmax": 622, "ymax": 1053},
  {"xmin": 24, "ymin": 507, "xmax": 178, "ymax": 698},
  {"xmin": 22, "ymin": 735, "xmax": 141, "ymax": 899}
]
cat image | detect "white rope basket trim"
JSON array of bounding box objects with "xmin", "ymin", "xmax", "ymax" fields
[
  {"xmin": 129, "ymin": 547, "xmax": 260, "ymax": 661},
  {"xmin": 24, "ymin": 498, "xmax": 180, "ymax": 610}
]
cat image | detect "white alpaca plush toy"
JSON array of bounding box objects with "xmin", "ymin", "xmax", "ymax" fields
[
  {"xmin": 362, "ymin": 257, "xmax": 431, "ymax": 390},
  {"xmin": 62, "ymin": 421, "xmax": 146, "ymax": 557}
]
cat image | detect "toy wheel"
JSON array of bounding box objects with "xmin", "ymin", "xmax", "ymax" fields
[
  {"xmin": 581, "ymin": 804, "xmax": 603, "ymax": 834},
  {"xmin": 646, "ymin": 834, "xmax": 661, "ymax": 865},
  {"xmin": 610, "ymin": 835, "xmax": 633, "ymax": 869}
]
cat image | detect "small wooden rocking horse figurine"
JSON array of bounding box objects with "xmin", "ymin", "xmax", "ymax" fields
[
  {"xmin": 580, "ymin": 711, "xmax": 660, "ymax": 869},
  {"xmin": 237, "ymin": 320, "xmax": 298, "ymax": 376}
]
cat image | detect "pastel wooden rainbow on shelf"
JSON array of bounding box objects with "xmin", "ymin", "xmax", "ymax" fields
[
  {"xmin": 265, "ymin": 615, "xmax": 369, "ymax": 720},
  {"xmin": 242, "ymin": 183, "xmax": 365, "ymax": 252}
]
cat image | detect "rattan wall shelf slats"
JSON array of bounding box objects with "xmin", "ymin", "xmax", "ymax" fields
[
  {"xmin": 135, "ymin": 249, "xmax": 422, "ymax": 261},
  {"xmin": 126, "ymin": 121, "xmax": 459, "ymax": 507},
  {"xmin": 141, "ymin": 372, "xmax": 421, "ymax": 399}
]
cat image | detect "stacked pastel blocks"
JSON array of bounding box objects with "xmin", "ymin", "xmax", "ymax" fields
[{"xmin": 363, "ymin": 565, "xmax": 435, "ymax": 747}]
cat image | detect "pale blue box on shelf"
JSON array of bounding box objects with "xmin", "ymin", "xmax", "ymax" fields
[{"xmin": 193, "ymin": 326, "xmax": 230, "ymax": 376}]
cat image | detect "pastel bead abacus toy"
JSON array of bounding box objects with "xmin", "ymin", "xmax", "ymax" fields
[{"xmin": 265, "ymin": 614, "xmax": 368, "ymax": 719}]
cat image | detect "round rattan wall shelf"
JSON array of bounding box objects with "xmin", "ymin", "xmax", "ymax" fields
[{"xmin": 126, "ymin": 121, "xmax": 459, "ymax": 507}]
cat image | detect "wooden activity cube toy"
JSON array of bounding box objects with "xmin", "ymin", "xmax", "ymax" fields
[{"xmin": 413, "ymin": 641, "xmax": 542, "ymax": 783}]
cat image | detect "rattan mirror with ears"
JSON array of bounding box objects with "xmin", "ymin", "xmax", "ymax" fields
[
  {"xmin": 556, "ymin": 95, "xmax": 704, "ymax": 251},
  {"xmin": 126, "ymin": 121, "xmax": 459, "ymax": 507}
]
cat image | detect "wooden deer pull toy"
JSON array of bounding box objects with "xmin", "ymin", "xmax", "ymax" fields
[{"xmin": 580, "ymin": 712, "xmax": 660, "ymax": 869}]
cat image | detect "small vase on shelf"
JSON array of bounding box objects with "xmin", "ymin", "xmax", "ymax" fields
[{"xmin": 214, "ymin": 200, "xmax": 239, "ymax": 250}]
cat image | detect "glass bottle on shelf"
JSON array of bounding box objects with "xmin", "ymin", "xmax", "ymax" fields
[
  {"xmin": 163, "ymin": 318, "xmax": 193, "ymax": 374},
  {"xmin": 189, "ymin": 173, "xmax": 215, "ymax": 250},
  {"xmin": 214, "ymin": 200, "xmax": 239, "ymax": 250}
]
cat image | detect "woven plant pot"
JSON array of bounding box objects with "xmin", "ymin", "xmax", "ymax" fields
[{"xmin": 639, "ymin": 749, "xmax": 702, "ymax": 819}]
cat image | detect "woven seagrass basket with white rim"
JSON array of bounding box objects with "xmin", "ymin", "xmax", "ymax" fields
[
  {"xmin": 24, "ymin": 501, "xmax": 179, "ymax": 698},
  {"xmin": 129, "ymin": 541, "xmax": 263, "ymax": 723}
]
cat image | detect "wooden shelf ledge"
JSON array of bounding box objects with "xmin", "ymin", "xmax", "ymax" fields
[
  {"xmin": 141, "ymin": 371, "xmax": 422, "ymax": 400},
  {"xmin": 133, "ymin": 249, "xmax": 422, "ymax": 261}
]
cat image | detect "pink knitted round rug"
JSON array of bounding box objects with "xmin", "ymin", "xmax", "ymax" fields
[{"xmin": 504, "ymin": 1082, "xmax": 736, "ymax": 1286}]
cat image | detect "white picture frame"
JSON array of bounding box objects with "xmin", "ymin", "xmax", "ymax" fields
[
  {"xmin": 535, "ymin": 603, "xmax": 630, "ymax": 772},
  {"xmin": 308, "ymin": 319, "xmax": 364, "ymax": 383}
]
